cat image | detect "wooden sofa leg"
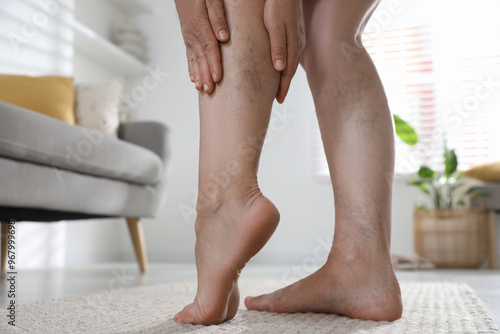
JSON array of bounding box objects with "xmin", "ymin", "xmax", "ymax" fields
[
  {"xmin": 126, "ymin": 218, "xmax": 148, "ymax": 273},
  {"xmin": 1, "ymin": 222, "xmax": 8, "ymax": 272}
]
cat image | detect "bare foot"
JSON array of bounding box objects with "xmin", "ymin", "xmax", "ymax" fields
[
  {"xmin": 174, "ymin": 187, "xmax": 280, "ymax": 325},
  {"xmin": 245, "ymin": 245, "xmax": 403, "ymax": 322}
]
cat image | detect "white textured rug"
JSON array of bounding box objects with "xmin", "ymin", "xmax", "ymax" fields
[{"xmin": 2, "ymin": 279, "xmax": 499, "ymax": 333}]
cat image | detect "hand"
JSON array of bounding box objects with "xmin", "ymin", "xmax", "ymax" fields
[
  {"xmin": 175, "ymin": 0, "xmax": 230, "ymax": 94},
  {"xmin": 264, "ymin": 0, "xmax": 305, "ymax": 103}
]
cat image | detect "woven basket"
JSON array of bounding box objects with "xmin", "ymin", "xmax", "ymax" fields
[{"xmin": 414, "ymin": 199, "xmax": 488, "ymax": 268}]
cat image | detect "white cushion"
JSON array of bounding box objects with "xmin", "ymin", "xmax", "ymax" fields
[{"xmin": 75, "ymin": 78, "xmax": 124, "ymax": 137}]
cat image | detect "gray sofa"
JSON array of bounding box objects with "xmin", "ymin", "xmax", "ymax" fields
[{"xmin": 0, "ymin": 100, "xmax": 170, "ymax": 272}]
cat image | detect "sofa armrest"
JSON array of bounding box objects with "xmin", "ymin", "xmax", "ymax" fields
[
  {"xmin": 118, "ymin": 122, "xmax": 170, "ymax": 165},
  {"xmin": 470, "ymin": 183, "xmax": 500, "ymax": 212}
]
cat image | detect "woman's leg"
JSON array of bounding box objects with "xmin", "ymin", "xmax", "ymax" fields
[
  {"xmin": 245, "ymin": 0, "xmax": 403, "ymax": 321},
  {"xmin": 174, "ymin": 0, "xmax": 281, "ymax": 325}
]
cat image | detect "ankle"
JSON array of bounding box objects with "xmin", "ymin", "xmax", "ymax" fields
[
  {"xmin": 329, "ymin": 241, "xmax": 392, "ymax": 266},
  {"xmin": 196, "ymin": 177, "xmax": 261, "ymax": 217}
]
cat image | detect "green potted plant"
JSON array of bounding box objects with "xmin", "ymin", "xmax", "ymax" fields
[
  {"xmin": 409, "ymin": 146, "xmax": 488, "ymax": 209},
  {"xmin": 408, "ymin": 144, "xmax": 489, "ymax": 268},
  {"xmin": 393, "ymin": 115, "xmax": 418, "ymax": 146}
]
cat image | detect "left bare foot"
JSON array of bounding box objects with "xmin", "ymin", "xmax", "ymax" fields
[
  {"xmin": 245, "ymin": 245, "xmax": 403, "ymax": 322},
  {"xmin": 174, "ymin": 184, "xmax": 280, "ymax": 325}
]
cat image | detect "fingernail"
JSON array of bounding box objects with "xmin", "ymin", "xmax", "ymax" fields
[
  {"xmin": 218, "ymin": 29, "xmax": 228, "ymax": 40},
  {"xmin": 203, "ymin": 83, "xmax": 209, "ymax": 92},
  {"xmin": 274, "ymin": 60, "xmax": 285, "ymax": 71},
  {"xmin": 190, "ymin": 75, "xmax": 194, "ymax": 82},
  {"xmin": 195, "ymin": 80, "xmax": 201, "ymax": 88},
  {"xmin": 212, "ymin": 72, "xmax": 218, "ymax": 82}
]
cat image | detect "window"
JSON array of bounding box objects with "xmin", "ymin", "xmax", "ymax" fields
[{"xmin": 313, "ymin": 0, "xmax": 500, "ymax": 179}]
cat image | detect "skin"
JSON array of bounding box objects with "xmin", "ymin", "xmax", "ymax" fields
[
  {"xmin": 175, "ymin": 0, "xmax": 403, "ymax": 325},
  {"xmin": 264, "ymin": 0, "xmax": 305, "ymax": 103},
  {"xmin": 174, "ymin": 0, "xmax": 305, "ymax": 102},
  {"xmin": 174, "ymin": 0, "xmax": 281, "ymax": 324},
  {"xmin": 175, "ymin": 0, "xmax": 230, "ymax": 94},
  {"xmin": 245, "ymin": 0, "xmax": 402, "ymax": 321}
]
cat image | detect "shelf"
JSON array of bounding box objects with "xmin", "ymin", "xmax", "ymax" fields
[
  {"xmin": 70, "ymin": 20, "xmax": 148, "ymax": 77},
  {"xmin": 107, "ymin": 0, "xmax": 153, "ymax": 15}
]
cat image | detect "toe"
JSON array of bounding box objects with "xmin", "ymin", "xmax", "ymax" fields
[
  {"xmin": 244, "ymin": 296, "xmax": 256, "ymax": 310},
  {"xmin": 174, "ymin": 311, "xmax": 186, "ymax": 323},
  {"xmin": 174, "ymin": 304, "xmax": 195, "ymax": 324},
  {"xmin": 245, "ymin": 294, "xmax": 276, "ymax": 312},
  {"xmin": 173, "ymin": 307, "xmax": 186, "ymax": 322}
]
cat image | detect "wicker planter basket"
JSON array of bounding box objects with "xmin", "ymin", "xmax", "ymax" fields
[{"xmin": 414, "ymin": 204, "xmax": 488, "ymax": 268}]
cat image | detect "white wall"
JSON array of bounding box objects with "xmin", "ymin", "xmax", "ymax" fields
[
  {"xmin": 0, "ymin": 0, "xmax": 74, "ymax": 76},
  {"xmin": 0, "ymin": 0, "xmax": 75, "ymax": 268},
  {"xmin": 64, "ymin": 0, "xmax": 130, "ymax": 266}
]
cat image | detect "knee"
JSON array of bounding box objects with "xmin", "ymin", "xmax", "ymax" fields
[
  {"xmin": 337, "ymin": 34, "xmax": 367, "ymax": 67},
  {"xmin": 301, "ymin": 33, "xmax": 367, "ymax": 82},
  {"xmin": 218, "ymin": 0, "xmax": 279, "ymax": 97}
]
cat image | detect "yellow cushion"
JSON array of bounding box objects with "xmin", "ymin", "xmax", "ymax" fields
[
  {"xmin": 0, "ymin": 75, "xmax": 75, "ymax": 124},
  {"xmin": 465, "ymin": 161, "xmax": 500, "ymax": 182}
]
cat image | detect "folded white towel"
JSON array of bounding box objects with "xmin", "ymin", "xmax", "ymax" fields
[
  {"xmin": 113, "ymin": 18, "xmax": 148, "ymax": 62},
  {"xmin": 119, "ymin": 42, "xmax": 147, "ymax": 62},
  {"xmin": 115, "ymin": 31, "xmax": 146, "ymax": 46}
]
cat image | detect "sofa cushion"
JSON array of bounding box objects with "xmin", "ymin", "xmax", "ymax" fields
[
  {"xmin": 0, "ymin": 157, "xmax": 163, "ymax": 217},
  {"xmin": 75, "ymin": 77, "xmax": 124, "ymax": 137},
  {"xmin": 466, "ymin": 161, "xmax": 500, "ymax": 182},
  {"xmin": 0, "ymin": 75, "xmax": 75, "ymax": 124},
  {"xmin": 0, "ymin": 100, "xmax": 162, "ymax": 185}
]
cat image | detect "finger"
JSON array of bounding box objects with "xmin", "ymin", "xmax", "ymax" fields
[
  {"xmin": 265, "ymin": 19, "xmax": 287, "ymax": 72},
  {"xmin": 276, "ymin": 70, "xmax": 292, "ymax": 104},
  {"xmin": 198, "ymin": 27, "xmax": 223, "ymax": 83},
  {"xmin": 276, "ymin": 49, "xmax": 299, "ymax": 103},
  {"xmin": 188, "ymin": 48, "xmax": 203, "ymax": 90},
  {"xmin": 194, "ymin": 42, "xmax": 215, "ymax": 94},
  {"xmin": 206, "ymin": 0, "xmax": 230, "ymax": 42},
  {"xmin": 184, "ymin": 33, "xmax": 204, "ymax": 89},
  {"xmin": 276, "ymin": 23, "xmax": 305, "ymax": 103},
  {"xmin": 186, "ymin": 49, "xmax": 196, "ymax": 83}
]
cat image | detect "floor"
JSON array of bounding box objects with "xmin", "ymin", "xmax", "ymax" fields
[{"xmin": 1, "ymin": 263, "xmax": 499, "ymax": 328}]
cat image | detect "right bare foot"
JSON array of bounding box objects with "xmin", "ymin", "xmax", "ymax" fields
[
  {"xmin": 245, "ymin": 245, "xmax": 403, "ymax": 322},
  {"xmin": 174, "ymin": 184, "xmax": 280, "ymax": 325}
]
